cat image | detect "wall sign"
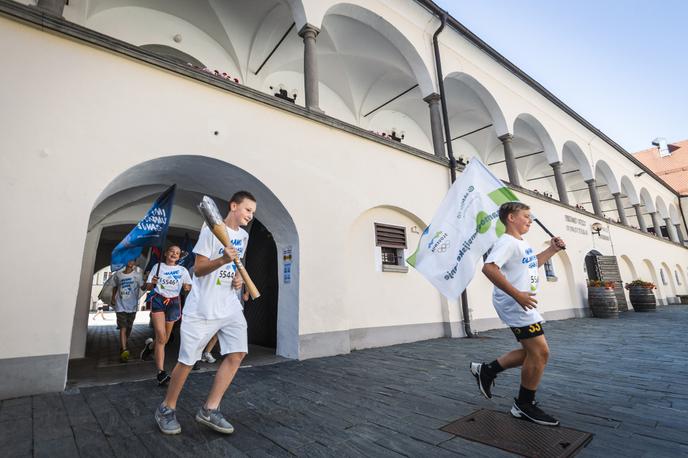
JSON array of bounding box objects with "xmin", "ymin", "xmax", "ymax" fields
[{"xmin": 564, "ymin": 214, "xmax": 588, "ymax": 235}]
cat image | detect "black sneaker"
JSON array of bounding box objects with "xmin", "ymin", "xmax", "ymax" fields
[
  {"xmin": 140, "ymin": 338, "xmax": 153, "ymax": 360},
  {"xmin": 511, "ymin": 399, "xmax": 560, "ymax": 426},
  {"xmin": 470, "ymin": 362, "xmax": 496, "ymax": 399},
  {"xmin": 157, "ymin": 370, "xmax": 171, "ymax": 386}
]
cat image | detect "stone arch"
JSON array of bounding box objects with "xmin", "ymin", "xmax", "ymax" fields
[
  {"xmin": 675, "ymin": 264, "xmax": 687, "ymax": 294},
  {"xmin": 72, "ymin": 155, "xmax": 300, "ymax": 365},
  {"xmin": 323, "ymin": 3, "xmax": 434, "ymax": 98},
  {"xmin": 445, "ymin": 72, "xmax": 509, "ymax": 137},
  {"xmin": 620, "ymin": 176, "xmax": 639, "ymax": 205},
  {"xmin": 538, "ymin": 242, "xmax": 580, "ymax": 313},
  {"xmin": 639, "ymin": 188, "xmax": 656, "ymax": 213},
  {"xmin": 669, "ymin": 204, "xmax": 681, "ymax": 224},
  {"xmin": 561, "ymin": 141, "xmax": 594, "ymax": 210},
  {"xmin": 655, "ymin": 196, "xmax": 669, "ymax": 219},
  {"xmin": 619, "ymin": 255, "xmax": 638, "ymax": 309},
  {"xmin": 511, "ymin": 114, "xmax": 559, "ymax": 197},
  {"xmin": 642, "ymin": 259, "xmax": 661, "ymax": 302},
  {"xmin": 594, "ymin": 160, "xmax": 620, "ymax": 195},
  {"xmin": 660, "ymin": 262, "xmax": 677, "ymax": 301},
  {"xmin": 344, "ymin": 205, "xmax": 445, "ymax": 351},
  {"xmin": 513, "ymin": 113, "xmax": 559, "ymax": 164}
]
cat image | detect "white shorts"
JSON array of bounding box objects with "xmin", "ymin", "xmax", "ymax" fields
[{"xmin": 178, "ymin": 313, "xmax": 248, "ymax": 365}]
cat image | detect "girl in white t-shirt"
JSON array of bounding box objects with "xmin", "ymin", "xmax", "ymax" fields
[{"xmin": 142, "ymin": 245, "xmax": 192, "ymax": 385}]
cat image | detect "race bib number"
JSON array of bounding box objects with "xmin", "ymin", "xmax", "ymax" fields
[{"xmin": 216, "ymin": 264, "xmax": 237, "ymax": 286}]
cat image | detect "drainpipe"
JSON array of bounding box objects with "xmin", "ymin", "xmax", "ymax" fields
[{"xmin": 433, "ymin": 13, "xmax": 474, "ymax": 338}]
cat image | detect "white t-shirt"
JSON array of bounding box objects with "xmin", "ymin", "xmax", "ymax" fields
[
  {"xmin": 113, "ymin": 270, "xmax": 144, "ymax": 313},
  {"xmin": 147, "ymin": 263, "xmax": 192, "ymax": 298},
  {"xmin": 183, "ymin": 225, "xmax": 249, "ymax": 320},
  {"xmin": 485, "ymin": 234, "xmax": 543, "ymax": 327}
]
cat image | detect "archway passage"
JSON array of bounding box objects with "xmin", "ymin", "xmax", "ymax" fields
[{"xmin": 68, "ymin": 155, "xmax": 298, "ymax": 387}]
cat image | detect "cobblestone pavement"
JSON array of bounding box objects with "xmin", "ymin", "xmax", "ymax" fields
[{"xmin": 2, "ymin": 306, "xmax": 687, "ymax": 457}]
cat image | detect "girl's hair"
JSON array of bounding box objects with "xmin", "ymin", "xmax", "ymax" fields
[{"xmin": 498, "ymin": 202, "xmax": 530, "ymax": 224}]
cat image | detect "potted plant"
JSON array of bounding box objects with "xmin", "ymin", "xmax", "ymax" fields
[
  {"xmin": 587, "ymin": 279, "xmax": 619, "ymax": 318},
  {"xmin": 625, "ymin": 280, "xmax": 657, "ymax": 312}
]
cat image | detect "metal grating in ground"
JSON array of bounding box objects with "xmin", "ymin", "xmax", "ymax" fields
[{"xmin": 440, "ymin": 409, "xmax": 593, "ymax": 458}]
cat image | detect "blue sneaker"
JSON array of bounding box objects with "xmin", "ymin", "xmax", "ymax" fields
[
  {"xmin": 195, "ymin": 406, "xmax": 234, "ymax": 434},
  {"xmin": 155, "ymin": 403, "xmax": 181, "ymax": 435}
]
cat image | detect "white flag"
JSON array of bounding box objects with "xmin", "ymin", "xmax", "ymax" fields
[{"xmin": 407, "ymin": 158, "xmax": 518, "ymax": 299}]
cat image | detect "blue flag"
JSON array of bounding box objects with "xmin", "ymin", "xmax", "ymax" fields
[
  {"xmin": 177, "ymin": 233, "xmax": 196, "ymax": 270},
  {"xmin": 111, "ymin": 185, "xmax": 176, "ymax": 271}
]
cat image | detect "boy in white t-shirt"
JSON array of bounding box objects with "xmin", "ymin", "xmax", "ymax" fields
[
  {"xmin": 471, "ymin": 202, "xmax": 565, "ymax": 427},
  {"xmin": 155, "ymin": 191, "xmax": 256, "ymax": 435},
  {"xmin": 111, "ymin": 258, "xmax": 145, "ymax": 362}
]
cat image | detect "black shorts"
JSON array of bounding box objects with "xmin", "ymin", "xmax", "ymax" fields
[{"xmin": 510, "ymin": 322, "xmax": 544, "ymax": 341}]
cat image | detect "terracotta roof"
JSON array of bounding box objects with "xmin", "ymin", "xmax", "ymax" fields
[{"xmin": 633, "ymin": 139, "xmax": 688, "ymax": 194}]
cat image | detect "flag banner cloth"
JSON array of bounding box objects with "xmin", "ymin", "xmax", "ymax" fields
[
  {"xmin": 407, "ymin": 158, "xmax": 518, "ymax": 299},
  {"xmin": 111, "ymin": 185, "xmax": 176, "ymax": 271}
]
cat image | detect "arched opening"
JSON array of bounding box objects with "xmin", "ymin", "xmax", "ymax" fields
[
  {"xmin": 68, "ymin": 155, "xmax": 299, "ymax": 386},
  {"xmin": 675, "ymin": 264, "xmax": 687, "ymax": 295},
  {"xmin": 444, "ymin": 72, "xmax": 508, "ymax": 179},
  {"xmin": 584, "ymin": 250, "xmax": 603, "ymax": 282},
  {"xmin": 512, "ymin": 114, "xmax": 559, "ymax": 197},
  {"xmin": 316, "ymin": 3, "xmax": 435, "ymax": 151},
  {"xmin": 641, "ymin": 259, "xmax": 661, "ymax": 303},
  {"xmin": 660, "ymin": 262, "xmax": 677, "ymax": 303},
  {"xmin": 619, "ymin": 255, "xmax": 638, "ymax": 308},
  {"xmin": 538, "ymin": 243, "xmax": 580, "ymax": 315},
  {"xmin": 655, "ymin": 196, "xmax": 670, "ymax": 239},
  {"xmin": 620, "ymin": 176, "xmax": 641, "ymax": 229},
  {"xmin": 592, "ymin": 160, "xmax": 620, "ymax": 221},
  {"xmin": 639, "ymin": 188, "xmax": 656, "ymax": 234},
  {"xmin": 561, "ymin": 141, "xmax": 594, "ymax": 212}
]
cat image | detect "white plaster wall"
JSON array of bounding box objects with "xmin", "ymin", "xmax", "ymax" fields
[{"xmin": 2, "ymin": 15, "xmax": 687, "ymax": 371}]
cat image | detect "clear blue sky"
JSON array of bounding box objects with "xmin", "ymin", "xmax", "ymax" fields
[{"xmin": 434, "ymin": 0, "xmax": 688, "ymax": 153}]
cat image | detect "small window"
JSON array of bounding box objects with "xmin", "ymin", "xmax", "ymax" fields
[
  {"xmin": 675, "ymin": 271, "xmax": 681, "ymax": 285},
  {"xmin": 660, "ymin": 269, "xmax": 668, "ymax": 285},
  {"xmin": 544, "ymin": 259, "xmax": 558, "ymax": 282},
  {"xmin": 375, "ymin": 223, "xmax": 408, "ymax": 273}
]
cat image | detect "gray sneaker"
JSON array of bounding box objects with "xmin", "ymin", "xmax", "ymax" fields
[
  {"xmin": 195, "ymin": 406, "xmax": 234, "ymax": 434},
  {"xmin": 155, "ymin": 403, "xmax": 181, "ymax": 435}
]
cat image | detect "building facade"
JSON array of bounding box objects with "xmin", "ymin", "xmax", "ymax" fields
[{"xmin": 1, "ymin": 0, "xmax": 687, "ymax": 399}]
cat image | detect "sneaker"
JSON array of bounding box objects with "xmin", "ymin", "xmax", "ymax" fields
[
  {"xmin": 195, "ymin": 406, "xmax": 234, "ymax": 434},
  {"xmin": 511, "ymin": 399, "xmax": 560, "ymax": 426},
  {"xmin": 140, "ymin": 338, "xmax": 153, "ymax": 360},
  {"xmin": 155, "ymin": 403, "xmax": 181, "ymax": 435},
  {"xmin": 192, "ymin": 361, "xmax": 201, "ymax": 371},
  {"xmin": 470, "ymin": 362, "xmax": 496, "ymax": 399},
  {"xmin": 120, "ymin": 349, "xmax": 130, "ymax": 363},
  {"xmin": 157, "ymin": 370, "xmax": 171, "ymax": 386},
  {"xmin": 201, "ymin": 352, "xmax": 216, "ymax": 364}
]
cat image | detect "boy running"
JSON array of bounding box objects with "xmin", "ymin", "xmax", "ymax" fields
[
  {"xmin": 111, "ymin": 258, "xmax": 144, "ymax": 362},
  {"xmin": 471, "ymin": 202, "xmax": 565, "ymax": 426},
  {"xmin": 155, "ymin": 191, "xmax": 255, "ymax": 435}
]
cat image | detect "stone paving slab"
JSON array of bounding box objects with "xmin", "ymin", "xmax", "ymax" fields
[{"xmin": 3, "ymin": 305, "xmax": 688, "ymax": 457}]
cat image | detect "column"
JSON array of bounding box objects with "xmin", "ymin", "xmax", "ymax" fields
[
  {"xmin": 550, "ymin": 161, "xmax": 569, "ymax": 205},
  {"xmin": 585, "ymin": 179, "xmax": 603, "ymax": 217},
  {"xmin": 298, "ymin": 24, "xmax": 321, "ymax": 112},
  {"xmin": 498, "ymin": 134, "xmax": 520, "ymax": 186},
  {"xmin": 650, "ymin": 211, "xmax": 663, "ymax": 237},
  {"xmin": 674, "ymin": 224, "xmax": 685, "ymax": 245},
  {"xmin": 633, "ymin": 204, "xmax": 647, "ymax": 232},
  {"xmin": 424, "ymin": 93, "xmax": 445, "ymax": 158},
  {"xmin": 612, "ymin": 192, "xmax": 628, "ymax": 226},
  {"xmin": 665, "ymin": 218, "xmax": 679, "ymax": 243},
  {"xmin": 37, "ymin": 0, "xmax": 65, "ymax": 16}
]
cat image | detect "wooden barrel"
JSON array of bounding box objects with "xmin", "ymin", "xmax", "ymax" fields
[
  {"xmin": 629, "ymin": 286, "xmax": 657, "ymax": 312},
  {"xmin": 587, "ymin": 287, "xmax": 619, "ymax": 318}
]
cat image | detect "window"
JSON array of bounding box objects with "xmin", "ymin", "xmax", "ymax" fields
[
  {"xmin": 675, "ymin": 271, "xmax": 681, "ymax": 285},
  {"xmin": 375, "ymin": 223, "xmax": 408, "ymax": 273},
  {"xmin": 544, "ymin": 259, "xmax": 558, "ymax": 282},
  {"xmin": 660, "ymin": 269, "xmax": 668, "ymax": 285},
  {"xmin": 102, "ymin": 271, "xmax": 112, "ymax": 284}
]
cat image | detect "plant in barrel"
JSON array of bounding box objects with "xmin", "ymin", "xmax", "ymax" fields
[
  {"xmin": 625, "ymin": 280, "xmax": 657, "ymax": 312},
  {"xmin": 587, "ymin": 279, "xmax": 619, "ymax": 318}
]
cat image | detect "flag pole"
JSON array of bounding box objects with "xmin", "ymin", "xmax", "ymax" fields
[{"xmin": 533, "ymin": 218, "xmax": 566, "ymax": 250}]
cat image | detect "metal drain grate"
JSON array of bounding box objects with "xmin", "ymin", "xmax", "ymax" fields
[{"xmin": 440, "ymin": 409, "xmax": 593, "ymax": 458}]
